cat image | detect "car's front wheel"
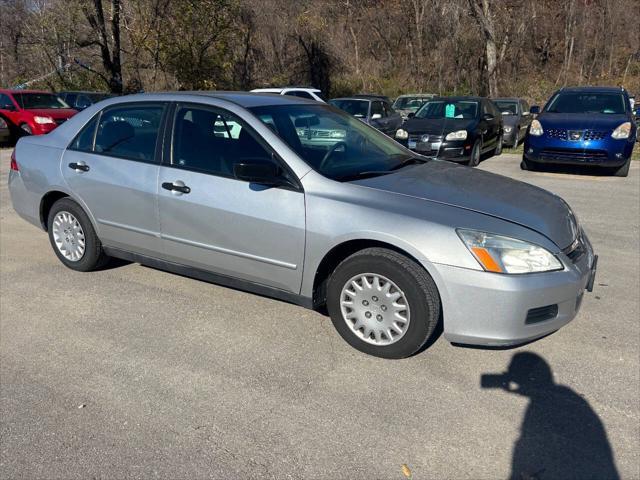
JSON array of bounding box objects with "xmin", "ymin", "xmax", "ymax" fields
[
  {"xmin": 47, "ymin": 198, "xmax": 108, "ymax": 271},
  {"xmin": 467, "ymin": 140, "xmax": 481, "ymax": 167},
  {"xmin": 326, "ymin": 248, "xmax": 440, "ymax": 359}
]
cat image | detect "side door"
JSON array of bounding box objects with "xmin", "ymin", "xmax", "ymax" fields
[
  {"xmin": 61, "ymin": 102, "xmax": 166, "ymax": 257},
  {"xmin": 481, "ymin": 100, "xmax": 498, "ymax": 150},
  {"xmin": 384, "ymin": 102, "xmax": 403, "ymax": 133},
  {"xmin": 157, "ymin": 103, "xmax": 306, "ymax": 294},
  {"xmin": 370, "ymin": 101, "xmax": 388, "ymax": 133}
]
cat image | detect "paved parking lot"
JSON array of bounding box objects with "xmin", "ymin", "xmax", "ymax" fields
[{"xmin": 1, "ymin": 148, "xmax": 638, "ymax": 479}]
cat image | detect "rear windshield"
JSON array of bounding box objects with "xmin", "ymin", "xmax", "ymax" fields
[
  {"xmin": 546, "ymin": 93, "xmax": 626, "ymax": 114},
  {"xmin": 13, "ymin": 93, "xmax": 69, "ymax": 109}
]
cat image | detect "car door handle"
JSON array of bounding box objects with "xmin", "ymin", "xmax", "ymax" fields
[
  {"xmin": 162, "ymin": 181, "xmax": 191, "ymax": 195},
  {"xmin": 68, "ymin": 162, "xmax": 89, "ymax": 172}
]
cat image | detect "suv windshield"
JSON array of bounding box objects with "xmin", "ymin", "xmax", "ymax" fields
[
  {"xmin": 249, "ymin": 104, "xmax": 420, "ymax": 182},
  {"xmin": 415, "ymin": 100, "xmax": 479, "ymax": 119},
  {"xmin": 393, "ymin": 96, "xmax": 430, "ymax": 112},
  {"xmin": 328, "ymin": 99, "xmax": 369, "ymax": 118},
  {"xmin": 495, "ymin": 101, "xmax": 518, "ymax": 115},
  {"xmin": 546, "ymin": 93, "xmax": 626, "ymax": 114},
  {"xmin": 13, "ymin": 93, "xmax": 69, "ymax": 109}
]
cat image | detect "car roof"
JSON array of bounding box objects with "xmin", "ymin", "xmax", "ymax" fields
[
  {"xmin": 59, "ymin": 90, "xmax": 111, "ymax": 95},
  {"xmin": 493, "ymin": 97, "xmax": 522, "ymax": 102},
  {"xmin": 330, "ymin": 97, "xmax": 371, "ymax": 102},
  {"xmin": 558, "ymin": 86, "xmax": 626, "ymax": 94},
  {"xmin": 251, "ymin": 87, "xmax": 321, "ymax": 93},
  {"xmin": 396, "ymin": 93, "xmax": 435, "ymax": 98},
  {"xmin": 431, "ymin": 96, "xmax": 485, "ymax": 101},
  {"xmin": 107, "ymin": 91, "xmax": 322, "ymax": 108},
  {"xmin": 0, "ymin": 89, "xmax": 53, "ymax": 94}
]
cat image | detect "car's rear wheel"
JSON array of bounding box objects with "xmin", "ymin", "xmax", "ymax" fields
[
  {"xmin": 467, "ymin": 140, "xmax": 481, "ymax": 167},
  {"xmin": 611, "ymin": 158, "xmax": 631, "ymax": 177},
  {"xmin": 326, "ymin": 247, "xmax": 440, "ymax": 359},
  {"xmin": 47, "ymin": 198, "xmax": 108, "ymax": 271}
]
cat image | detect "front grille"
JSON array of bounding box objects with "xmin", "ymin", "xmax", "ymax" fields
[
  {"xmin": 540, "ymin": 148, "xmax": 608, "ymax": 163},
  {"xmin": 526, "ymin": 304, "xmax": 559, "ymax": 324},
  {"xmin": 546, "ymin": 128, "xmax": 567, "ymax": 140},
  {"xmin": 408, "ymin": 134, "xmax": 444, "ymax": 142},
  {"xmin": 583, "ymin": 130, "xmax": 608, "ymax": 141}
]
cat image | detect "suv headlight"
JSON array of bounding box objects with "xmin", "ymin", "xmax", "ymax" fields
[
  {"xmin": 34, "ymin": 116, "xmax": 55, "ymax": 124},
  {"xmin": 445, "ymin": 130, "xmax": 467, "ymax": 141},
  {"xmin": 457, "ymin": 229, "xmax": 563, "ymax": 274},
  {"xmin": 611, "ymin": 122, "xmax": 631, "ymax": 139},
  {"xmin": 395, "ymin": 128, "xmax": 408, "ymax": 140},
  {"xmin": 529, "ymin": 119, "xmax": 543, "ymax": 136},
  {"xmin": 503, "ymin": 126, "xmax": 513, "ymax": 133}
]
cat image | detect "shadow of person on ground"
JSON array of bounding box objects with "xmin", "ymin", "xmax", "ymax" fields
[{"xmin": 481, "ymin": 352, "xmax": 619, "ymax": 480}]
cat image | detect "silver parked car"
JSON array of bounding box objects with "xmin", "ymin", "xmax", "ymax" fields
[{"xmin": 8, "ymin": 92, "xmax": 597, "ymax": 358}]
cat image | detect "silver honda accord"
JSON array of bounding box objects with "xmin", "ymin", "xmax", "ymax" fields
[{"xmin": 8, "ymin": 92, "xmax": 597, "ymax": 358}]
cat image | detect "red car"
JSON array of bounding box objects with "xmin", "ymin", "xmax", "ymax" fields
[{"xmin": 0, "ymin": 89, "xmax": 78, "ymax": 137}]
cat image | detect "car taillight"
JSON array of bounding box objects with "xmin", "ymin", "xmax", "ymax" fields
[{"xmin": 10, "ymin": 149, "xmax": 19, "ymax": 171}]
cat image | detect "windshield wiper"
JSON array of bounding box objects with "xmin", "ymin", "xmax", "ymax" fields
[{"xmin": 390, "ymin": 156, "xmax": 428, "ymax": 171}]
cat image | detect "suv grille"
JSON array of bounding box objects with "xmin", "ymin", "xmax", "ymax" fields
[
  {"xmin": 540, "ymin": 148, "xmax": 608, "ymax": 163},
  {"xmin": 583, "ymin": 130, "xmax": 608, "ymax": 141},
  {"xmin": 546, "ymin": 128, "xmax": 567, "ymax": 140},
  {"xmin": 545, "ymin": 129, "xmax": 608, "ymax": 141}
]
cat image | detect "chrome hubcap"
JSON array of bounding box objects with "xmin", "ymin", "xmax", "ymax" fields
[
  {"xmin": 340, "ymin": 273, "xmax": 410, "ymax": 346},
  {"xmin": 52, "ymin": 211, "xmax": 85, "ymax": 261}
]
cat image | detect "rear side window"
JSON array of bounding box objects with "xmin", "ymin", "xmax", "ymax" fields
[
  {"xmin": 94, "ymin": 104, "xmax": 165, "ymax": 162},
  {"xmin": 285, "ymin": 91, "xmax": 314, "ymax": 100},
  {"xmin": 70, "ymin": 116, "xmax": 99, "ymax": 151}
]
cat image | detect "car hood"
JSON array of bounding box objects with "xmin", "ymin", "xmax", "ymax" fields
[
  {"xmin": 352, "ymin": 160, "xmax": 577, "ymax": 249},
  {"xmin": 537, "ymin": 113, "xmax": 628, "ymax": 130},
  {"xmin": 403, "ymin": 117, "xmax": 476, "ymax": 135},
  {"xmin": 501, "ymin": 115, "xmax": 520, "ymax": 127},
  {"xmin": 25, "ymin": 108, "xmax": 78, "ymax": 119}
]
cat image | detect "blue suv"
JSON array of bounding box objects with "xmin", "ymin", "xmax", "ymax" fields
[{"xmin": 522, "ymin": 87, "xmax": 636, "ymax": 176}]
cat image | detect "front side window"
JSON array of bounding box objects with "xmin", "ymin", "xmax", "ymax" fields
[
  {"xmin": 13, "ymin": 93, "xmax": 69, "ymax": 109},
  {"xmin": 328, "ymin": 99, "xmax": 369, "ymax": 119},
  {"xmin": 546, "ymin": 93, "xmax": 626, "ymax": 114},
  {"xmin": 0, "ymin": 93, "xmax": 15, "ymax": 110},
  {"xmin": 416, "ymin": 100, "xmax": 479, "ymax": 119},
  {"xmin": 94, "ymin": 104, "xmax": 164, "ymax": 162},
  {"xmin": 172, "ymin": 105, "xmax": 276, "ymax": 177},
  {"xmin": 495, "ymin": 101, "xmax": 518, "ymax": 115},
  {"xmin": 249, "ymin": 104, "xmax": 419, "ymax": 182}
]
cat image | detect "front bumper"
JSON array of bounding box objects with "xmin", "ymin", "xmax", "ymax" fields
[
  {"xmin": 433, "ymin": 231, "xmax": 596, "ymax": 347},
  {"xmin": 525, "ymin": 135, "xmax": 634, "ymax": 167},
  {"xmin": 399, "ymin": 137, "xmax": 472, "ymax": 161}
]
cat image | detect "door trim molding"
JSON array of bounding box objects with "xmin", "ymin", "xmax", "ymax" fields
[{"xmin": 97, "ymin": 218, "xmax": 161, "ymax": 238}]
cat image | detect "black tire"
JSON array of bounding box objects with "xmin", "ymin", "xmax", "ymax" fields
[
  {"xmin": 326, "ymin": 247, "xmax": 441, "ymax": 359},
  {"xmin": 467, "ymin": 140, "xmax": 481, "ymax": 167},
  {"xmin": 611, "ymin": 158, "xmax": 631, "ymax": 177},
  {"xmin": 19, "ymin": 123, "xmax": 32, "ymax": 136},
  {"xmin": 520, "ymin": 157, "xmax": 537, "ymax": 171},
  {"xmin": 493, "ymin": 136, "xmax": 503, "ymax": 156},
  {"xmin": 47, "ymin": 198, "xmax": 108, "ymax": 271}
]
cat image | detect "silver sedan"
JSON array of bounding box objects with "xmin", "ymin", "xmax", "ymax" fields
[{"xmin": 8, "ymin": 92, "xmax": 597, "ymax": 358}]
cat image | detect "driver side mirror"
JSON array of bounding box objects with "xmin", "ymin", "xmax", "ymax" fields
[
  {"xmin": 233, "ymin": 160, "xmax": 285, "ymax": 186},
  {"xmin": 371, "ymin": 113, "xmax": 382, "ymax": 120}
]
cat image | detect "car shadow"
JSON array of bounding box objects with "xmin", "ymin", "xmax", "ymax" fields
[
  {"xmin": 532, "ymin": 163, "xmax": 618, "ymax": 177},
  {"xmin": 481, "ymin": 352, "xmax": 619, "ymax": 480}
]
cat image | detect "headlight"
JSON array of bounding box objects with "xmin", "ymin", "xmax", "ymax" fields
[
  {"xmin": 529, "ymin": 119, "xmax": 543, "ymax": 136},
  {"xmin": 611, "ymin": 122, "xmax": 631, "ymax": 139},
  {"xmin": 330, "ymin": 130, "xmax": 346, "ymax": 138},
  {"xmin": 457, "ymin": 229, "xmax": 563, "ymax": 274},
  {"xmin": 33, "ymin": 116, "xmax": 55, "ymax": 124},
  {"xmin": 395, "ymin": 129, "xmax": 408, "ymax": 140},
  {"xmin": 503, "ymin": 126, "xmax": 513, "ymax": 133},
  {"xmin": 445, "ymin": 130, "xmax": 467, "ymax": 141}
]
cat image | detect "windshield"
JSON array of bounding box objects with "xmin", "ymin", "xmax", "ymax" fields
[
  {"xmin": 13, "ymin": 93, "xmax": 70, "ymax": 109},
  {"xmin": 393, "ymin": 96, "xmax": 430, "ymax": 112},
  {"xmin": 328, "ymin": 99, "xmax": 369, "ymax": 118},
  {"xmin": 249, "ymin": 104, "xmax": 419, "ymax": 181},
  {"xmin": 546, "ymin": 93, "xmax": 626, "ymax": 114},
  {"xmin": 495, "ymin": 101, "xmax": 518, "ymax": 115},
  {"xmin": 415, "ymin": 100, "xmax": 478, "ymax": 119}
]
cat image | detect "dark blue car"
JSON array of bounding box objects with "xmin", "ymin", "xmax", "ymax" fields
[{"xmin": 522, "ymin": 86, "xmax": 636, "ymax": 176}]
